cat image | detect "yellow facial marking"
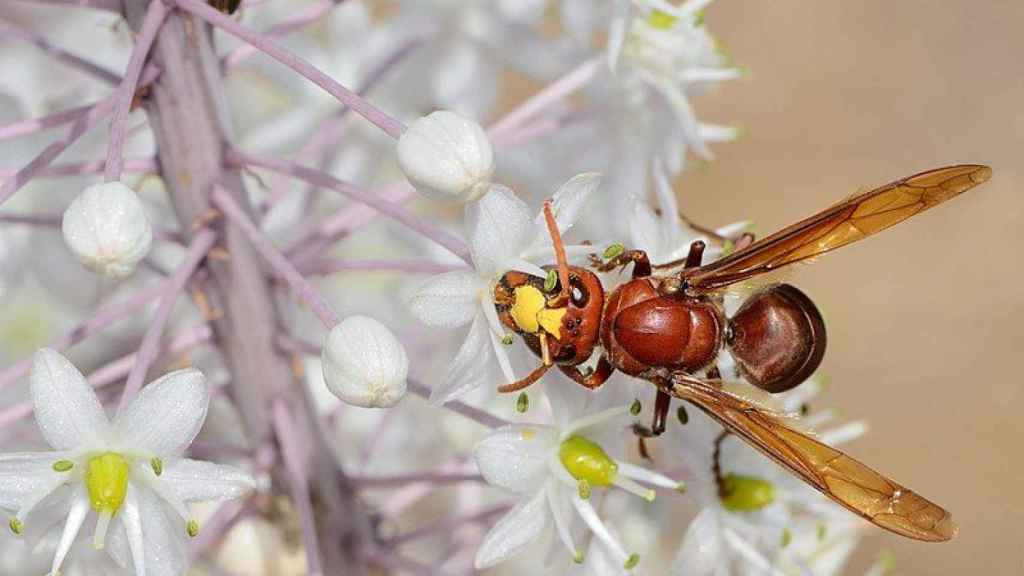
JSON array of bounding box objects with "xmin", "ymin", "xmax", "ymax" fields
[
  {"xmin": 510, "ymin": 285, "xmax": 566, "ymax": 338},
  {"xmin": 85, "ymin": 453, "xmax": 129, "ymax": 516}
]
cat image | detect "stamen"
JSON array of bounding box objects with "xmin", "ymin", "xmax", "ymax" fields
[
  {"xmin": 625, "ymin": 553, "xmax": 640, "ymax": 569},
  {"xmin": 571, "ymin": 496, "xmax": 629, "ymax": 565},
  {"xmin": 93, "ymin": 509, "xmax": 113, "ymax": 550},
  {"xmin": 546, "ymin": 483, "xmax": 580, "ymax": 562},
  {"xmin": 611, "ymin": 475, "xmax": 655, "ymax": 502},
  {"xmin": 577, "ymin": 479, "xmax": 592, "ymax": 500},
  {"xmin": 52, "ymin": 491, "xmax": 90, "ymax": 575},
  {"xmin": 563, "ymin": 404, "xmax": 632, "ymax": 437},
  {"xmin": 516, "ymin": 392, "xmax": 529, "ymax": 413}
]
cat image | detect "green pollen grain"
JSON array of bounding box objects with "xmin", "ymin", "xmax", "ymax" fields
[
  {"xmin": 630, "ymin": 399, "xmax": 642, "ymax": 415},
  {"xmin": 9, "ymin": 518, "xmax": 23, "ymax": 535},
  {"xmin": 603, "ymin": 243, "xmax": 624, "ymax": 260},
  {"xmin": 150, "ymin": 457, "xmax": 163, "ymax": 477},
  {"xmin": 676, "ymin": 405, "xmax": 689, "ymax": 425},
  {"xmin": 187, "ymin": 519, "xmax": 200, "ymax": 538},
  {"xmin": 501, "ymin": 334, "xmax": 514, "ymax": 345},
  {"xmin": 52, "ymin": 460, "xmax": 74, "ymax": 473},
  {"xmin": 544, "ymin": 270, "xmax": 558, "ymax": 292},
  {"xmin": 516, "ymin": 392, "xmax": 529, "ymax": 413},
  {"xmin": 624, "ymin": 553, "xmax": 640, "ymax": 569},
  {"xmin": 573, "ymin": 551, "xmax": 585, "ymax": 564}
]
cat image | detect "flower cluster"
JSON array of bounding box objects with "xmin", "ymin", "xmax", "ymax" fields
[{"xmin": 0, "ymin": 1, "xmax": 887, "ymax": 575}]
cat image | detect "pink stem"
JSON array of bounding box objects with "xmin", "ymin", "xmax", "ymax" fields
[
  {"xmin": 0, "ymin": 281, "xmax": 166, "ymax": 392},
  {"xmin": 352, "ymin": 472, "xmax": 483, "ymax": 489},
  {"xmin": 0, "ymin": 18, "xmax": 120, "ymax": 85},
  {"xmin": 212, "ymin": 186, "xmax": 340, "ymax": 328},
  {"xmin": 295, "ymin": 258, "xmax": 469, "ymax": 277},
  {"xmin": 116, "ymin": 229, "xmax": 217, "ymax": 414},
  {"xmin": 487, "ymin": 57, "xmax": 600, "ymax": 140},
  {"xmin": 221, "ymin": 0, "xmax": 341, "ymax": 68},
  {"xmin": 228, "ymin": 150, "xmax": 472, "ymax": 264},
  {"xmin": 0, "ymin": 157, "xmax": 156, "ymax": 179},
  {"xmin": 104, "ymin": 0, "xmax": 169, "ymax": 182},
  {"xmin": 0, "ymin": 102, "xmax": 94, "ymax": 142},
  {"xmin": 21, "ymin": 0, "xmax": 122, "ymax": 10},
  {"xmin": 174, "ymin": 0, "xmax": 406, "ymax": 139},
  {"xmin": 272, "ymin": 398, "xmax": 324, "ymax": 576}
]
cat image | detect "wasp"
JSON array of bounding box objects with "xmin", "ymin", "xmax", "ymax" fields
[{"xmin": 492, "ymin": 164, "xmax": 991, "ymax": 541}]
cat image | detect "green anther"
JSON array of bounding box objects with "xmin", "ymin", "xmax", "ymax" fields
[
  {"xmin": 720, "ymin": 474, "xmax": 775, "ymax": 511},
  {"xmin": 629, "ymin": 399, "xmax": 642, "ymax": 416},
  {"xmin": 559, "ymin": 436, "xmax": 618, "ymax": 487},
  {"xmin": 624, "ymin": 553, "xmax": 640, "ymax": 569},
  {"xmin": 799, "ymin": 403, "xmax": 810, "ymax": 417},
  {"xmin": 676, "ymin": 405, "xmax": 689, "ymax": 425},
  {"xmin": 573, "ymin": 551, "xmax": 585, "ymax": 564},
  {"xmin": 52, "ymin": 460, "xmax": 74, "ymax": 473},
  {"xmin": 544, "ymin": 269, "xmax": 558, "ymax": 292},
  {"xmin": 516, "ymin": 392, "xmax": 529, "ymax": 413},
  {"xmin": 647, "ymin": 9, "xmax": 677, "ymax": 29},
  {"xmin": 9, "ymin": 517, "xmax": 23, "ymax": 535},
  {"xmin": 150, "ymin": 457, "xmax": 163, "ymax": 477},
  {"xmin": 693, "ymin": 10, "xmax": 706, "ymax": 27},
  {"xmin": 722, "ymin": 239, "xmax": 735, "ymax": 255},
  {"xmin": 675, "ymin": 481, "xmax": 687, "ymax": 494},
  {"xmin": 85, "ymin": 453, "xmax": 129, "ymax": 515},
  {"xmin": 877, "ymin": 549, "xmax": 896, "ymax": 574},
  {"xmin": 816, "ymin": 523, "xmax": 827, "ymax": 541},
  {"xmin": 780, "ymin": 528, "xmax": 792, "ymax": 548},
  {"xmin": 187, "ymin": 519, "xmax": 200, "ymax": 538},
  {"xmin": 577, "ymin": 479, "xmax": 592, "ymax": 500},
  {"xmin": 602, "ymin": 243, "xmax": 624, "ymax": 261},
  {"xmin": 501, "ymin": 334, "xmax": 514, "ymax": 346}
]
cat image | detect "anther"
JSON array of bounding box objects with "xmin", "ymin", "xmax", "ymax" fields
[{"xmin": 516, "ymin": 392, "xmax": 529, "ymax": 413}]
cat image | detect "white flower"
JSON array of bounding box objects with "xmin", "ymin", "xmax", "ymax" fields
[
  {"xmin": 0, "ymin": 349, "xmax": 255, "ymax": 576},
  {"xmin": 396, "ymin": 110, "xmax": 495, "ymax": 203},
  {"xmin": 61, "ymin": 182, "xmax": 153, "ymax": 279},
  {"xmin": 627, "ymin": 158, "xmax": 751, "ymax": 264},
  {"xmin": 473, "ymin": 382, "xmax": 680, "ymax": 570},
  {"xmin": 406, "ymin": 173, "xmax": 600, "ymax": 403},
  {"xmin": 610, "ymin": 2, "xmax": 740, "ymax": 167},
  {"xmin": 321, "ymin": 315, "xmax": 409, "ymax": 408}
]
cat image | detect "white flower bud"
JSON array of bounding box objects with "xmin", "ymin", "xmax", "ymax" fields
[
  {"xmin": 396, "ymin": 110, "xmax": 494, "ymax": 203},
  {"xmin": 321, "ymin": 315, "xmax": 408, "ymax": 408},
  {"xmin": 61, "ymin": 182, "xmax": 153, "ymax": 278}
]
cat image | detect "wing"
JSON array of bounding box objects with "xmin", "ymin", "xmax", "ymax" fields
[
  {"xmin": 684, "ymin": 165, "xmax": 991, "ymax": 291},
  {"xmin": 668, "ymin": 374, "xmax": 955, "ymax": 541}
]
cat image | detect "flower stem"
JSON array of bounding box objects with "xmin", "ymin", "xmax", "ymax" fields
[
  {"xmin": 212, "ymin": 186, "xmax": 340, "ymax": 328},
  {"xmin": 487, "ymin": 57, "xmax": 600, "ymax": 139},
  {"xmin": 0, "ymin": 102, "xmax": 94, "ymax": 142},
  {"xmin": 272, "ymin": 398, "xmax": 325, "ymax": 576},
  {"xmin": 116, "ymin": 229, "xmax": 217, "ymax": 413},
  {"xmin": 104, "ymin": 0, "xmax": 169, "ymax": 183},
  {"xmin": 173, "ymin": 0, "xmax": 406, "ymax": 139},
  {"xmin": 0, "ymin": 17, "xmax": 120, "ymax": 85}
]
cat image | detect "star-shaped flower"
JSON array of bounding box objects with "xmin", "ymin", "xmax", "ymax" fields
[
  {"xmin": 0, "ymin": 349, "xmax": 255, "ymax": 576},
  {"xmin": 407, "ymin": 173, "xmax": 601, "ymax": 403},
  {"xmin": 473, "ymin": 381, "xmax": 680, "ymax": 570}
]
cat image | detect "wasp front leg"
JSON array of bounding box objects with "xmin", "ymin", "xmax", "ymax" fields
[
  {"xmin": 559, "ymin": 356, "xmax": 614, "ymax": 390},
  {"xmin": 589, "ymin": 248, "xmax": 652, "ymax": 278}
]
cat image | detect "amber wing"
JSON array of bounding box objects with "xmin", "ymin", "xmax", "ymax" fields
[
  {"xmin": 684, "ymin": 165, "xmax": 992, "ymax": 291},
  {"xmin": 669, "ymin": 374, "xmax": 955, "ymax": 541}
]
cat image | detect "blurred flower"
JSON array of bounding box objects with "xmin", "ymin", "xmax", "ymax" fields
[
  {"xmin": 0, "ymin": 349, "xmax": 254, "ymax": 576},
  {"xmin": 61, "ymin": 182, "xmax": 153, "ymax": 279},
  {"xmin": 321, "ymin": 315, "xmax": 409, "ymax": 408},
  {"xmin": 407, "ymin": 174, "xmax": 600, "ymax": 403},
  {"xmin": 397, "ymin": 110, "xmax": 495, "ymax": 203}
]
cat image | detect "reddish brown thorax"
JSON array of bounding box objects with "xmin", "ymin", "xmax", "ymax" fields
[
  {"xmin": 494, "ymin": 266, "xmax": 604, "ymax": 366},
  {"xmin": 601, "ymin": 277, "xmax": 724, "ymax": 377}
]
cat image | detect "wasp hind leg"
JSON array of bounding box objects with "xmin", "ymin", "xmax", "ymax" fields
[{"xmin": 633, "ymin": 388, "xmax": 672, "ymax": 460}]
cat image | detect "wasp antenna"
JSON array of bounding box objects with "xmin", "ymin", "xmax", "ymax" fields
[
  {"xmin": 497, "ymin": 362, "xmax": 554, "ymax": 393},
  {"xmin": 543, "ymin": 199, "xmax": 571, "ymax": 305}
]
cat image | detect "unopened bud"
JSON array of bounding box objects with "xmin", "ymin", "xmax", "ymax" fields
[
  {"xmin": 322, "ymin": 316, "xmax": 408, "ymax": 408},
  {"xmin": 397, "ymin": 111, "xmax": 494, "ymax": 203}
]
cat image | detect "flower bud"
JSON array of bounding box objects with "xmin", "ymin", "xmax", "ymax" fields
[
  {"xmin": 396, "ymin": 110, "xmax": 494, "ymax": 203},
  {"xmin": 61, "ymin": 182, "xmax": 152, "ymax": 278},
  {"xmin": 321, "ymin": 316, "xmax": 408, "ymax": 408}
]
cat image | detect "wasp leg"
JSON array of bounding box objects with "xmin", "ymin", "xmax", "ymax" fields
[
  {"xmin": 589, "ymin": 249, "xmax": 652, "ymax": 278},
  {"xmin": 712, "ymin": 430, "xmax": 730, "ymax": 498},
  {"xmin": 559, "ymin": 356, "xmax": 614, "ymax": 390},
  {"xmin": 633, "ymin": 388, "xmax": 672, "ymax": 460},
  {"xmin": 497, "ymin": 362, "xmax": 554, "ymax": 393}
]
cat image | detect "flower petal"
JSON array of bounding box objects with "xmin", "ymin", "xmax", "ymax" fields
[
  {"xmin": 0, "ymin": 451, "xmax": 68, "ymax": 512},
  {"xmin": 474, "ymin": 425, "xmax": 557, "ymax": 494},
  {"xmin": 466, "ymin": 184, "xmax": 534, "ymax": 277},
  {"xmin": 474, "ymin": 488, "xmax": 549, "ymax": 570},
  {"xmin": 407, "ymin": 271, "xmax": 483, "ymax": 328},
  {"xmin": 30, "ymin": 348, "xmax": 110, "ymax": 450},
  {"xmin": 432, "ymin": 313, "xmax": 492, "ymax": 404},
  {"xmin": 671, "ymin": 507, "xmax": 722, "ymax": 576},
  {"xmin": 111, "ymin": 483, "xmax": 188, "ymax": 576},
  {"xmin": 160, "ymin": 459, "xmax": 255, "ymax": 504},
  {"xmin": 113, "ymin": 369, "xmax": 209, "ymax": 457},
  {"xmin": 50, "ymin": 486, "xmax": 90, "ymax": 576},
  {"xmin": 627, "ymin": 197, "xmax": 664, "ymax": 260}
]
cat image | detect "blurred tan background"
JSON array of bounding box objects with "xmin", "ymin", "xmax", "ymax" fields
[{"xmin": 679, "ymin": 2, "xmax": 1023, "ymax": 574}]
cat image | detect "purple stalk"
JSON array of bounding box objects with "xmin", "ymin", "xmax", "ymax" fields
[
  {"xmin": 221, "ymin": 0, "xmax": 344, "ymax": 68},
  {"xmin": 173, "ymin": 0, "xmax": 406, "ymax": 139},
  {"xmin": 352, "ymin": 471, "xmax": 484, "ymax": 489},
  {"xmin": 20, "ymin": 0, "xmax": 122, "ymax": 10},
  {"xmin": 116, "ymin": 229, "xmax": 217, "ymax": 413},
  {"xmin": 272, "ymin": 398, "xmax": 325, "ymax": 576},
  {"xmin": 295, "ymin": 258, "xmax": 469, "ymax": 277},
  {"xmin": 0, "ymin": 18, "xmax": 120, "ymax": 85},
  {"xmin": 212, "ymin": 186, "xmax": 341, "ymax": 328},
  {"xmin": 0, "ymin": 281, "xmax": 165, "ymax": 392},
  {"xmin": 228, "ymin": 150, "xmax": 472, "ymax": 264},
  {"xmin": 0, "ymin": 102, "xmax": 94, "ymax": 142},
  {"xmin": 0, "ymin": 157, "xmax": 156, "ymax": 179},
  {"xmin": 487, "ymin": 57, "xmax": 600, "ymax": 140},
  {"xmin": 104, "ymin": 0, "xmax": 169, "ymax": 182}
]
